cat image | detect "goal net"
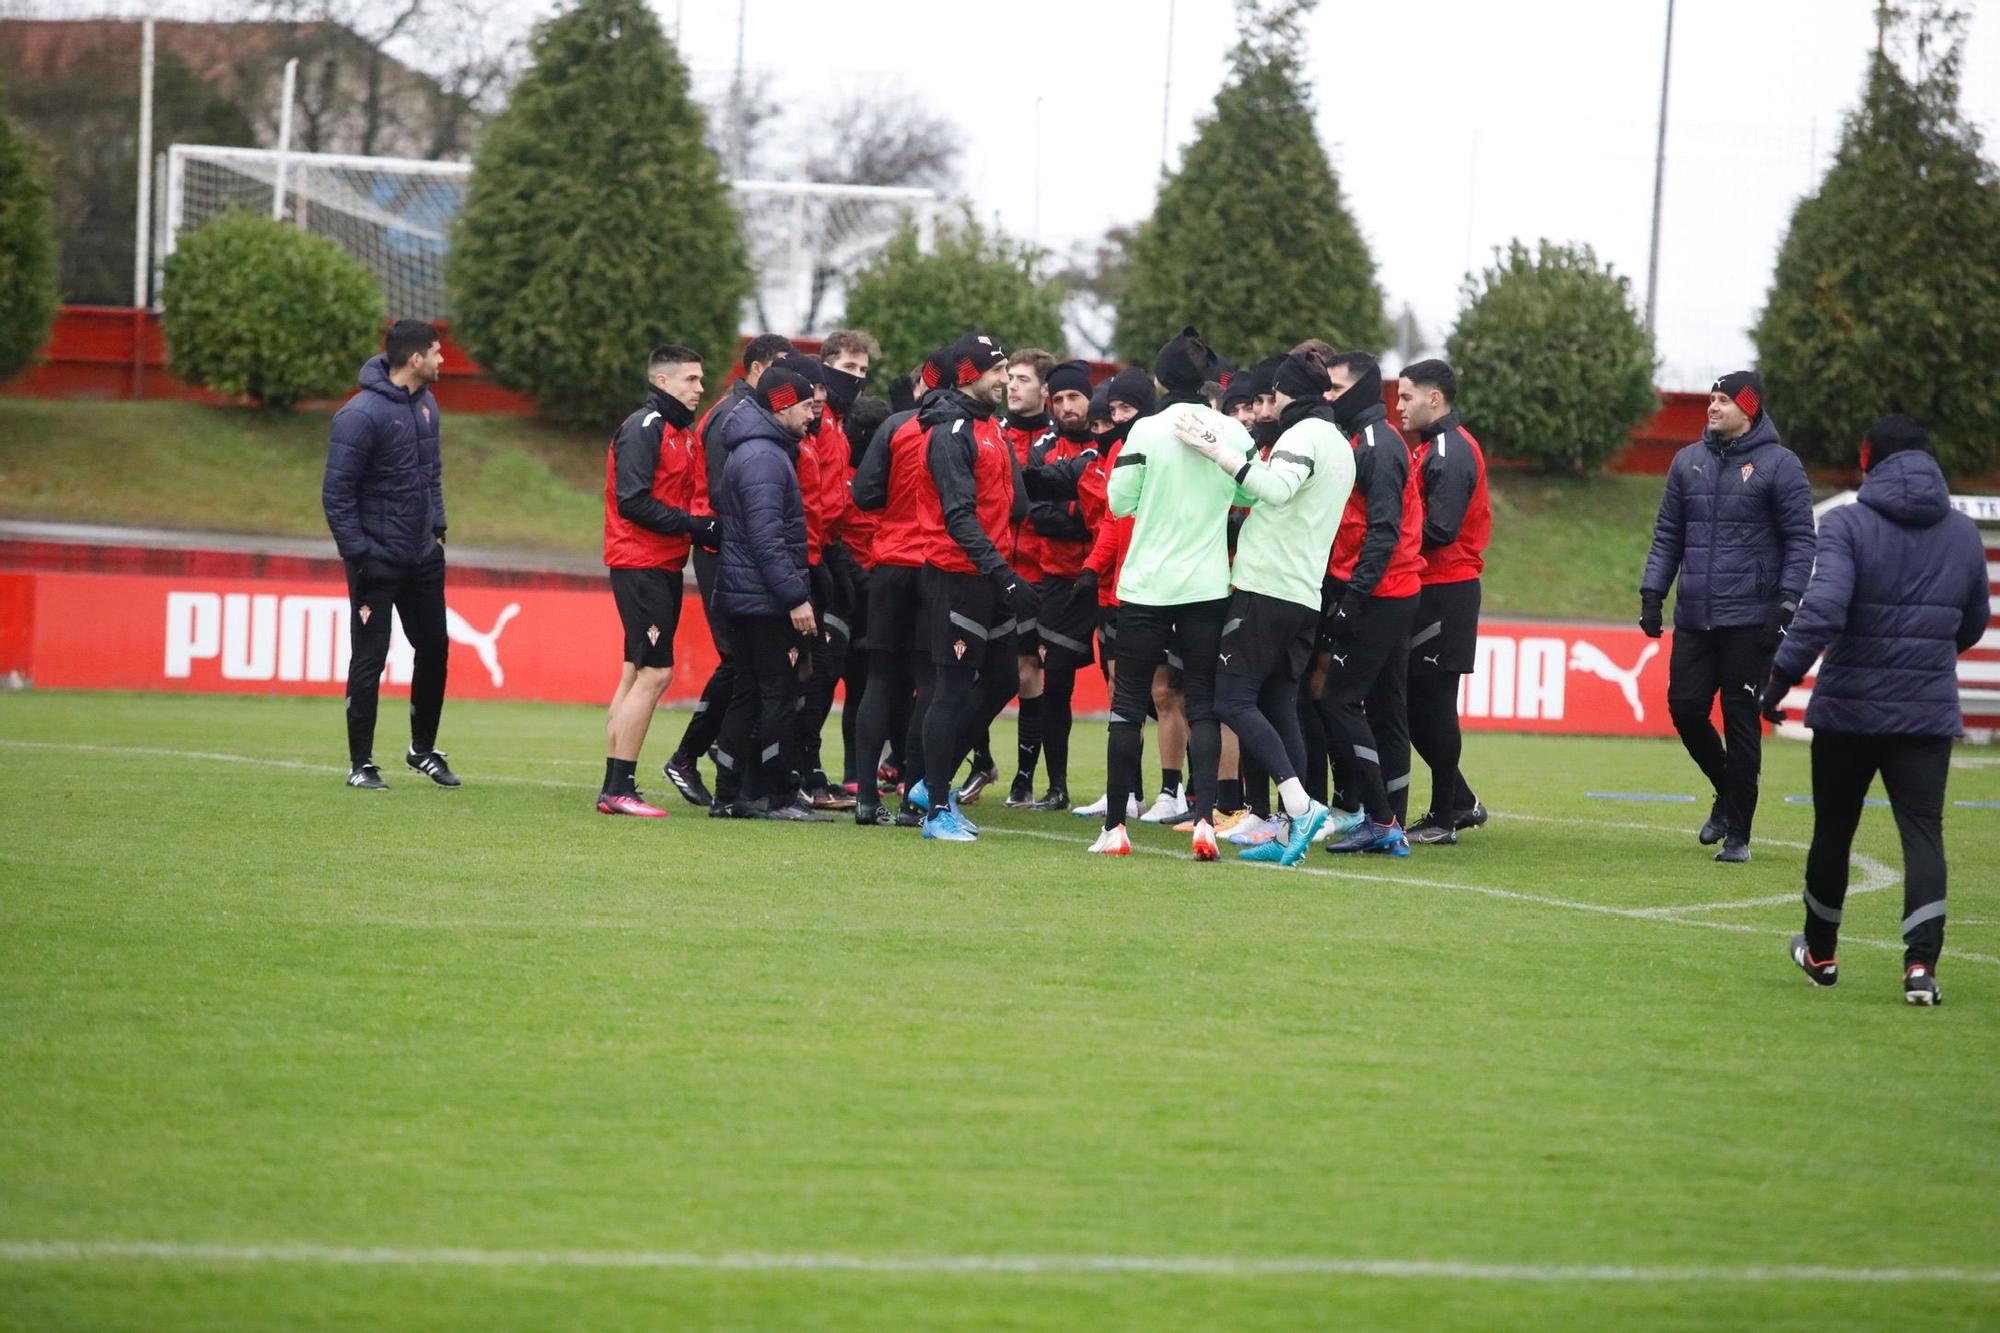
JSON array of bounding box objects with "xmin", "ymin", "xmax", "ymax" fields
[{"xmin": 162, "ymin": 144, "xmax": 940, "ymax": 334}]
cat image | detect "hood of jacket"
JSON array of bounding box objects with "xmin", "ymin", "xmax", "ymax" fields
[
  {"xmin": 356, "ymin": 354, "xmax": 423, "ymax": 406},
  {"xmin": 1702, "ymin": 411, "xmax": 1780, "ymax": 458},
  {"xmin": 1858, "ymin": 447, "xmax": 1952, "ymax": 528}
]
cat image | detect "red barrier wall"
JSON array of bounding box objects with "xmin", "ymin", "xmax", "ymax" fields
[{"xmin": 2, "ymin": 544, "xmax": 1702, "ymax": 737}]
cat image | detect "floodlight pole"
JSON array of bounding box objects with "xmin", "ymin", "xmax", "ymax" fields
[
  {"xmin": 273, "ymin": 58, "xmax": 299, "ymax": 221},
  {"xmin": 132, "ymin": 17, "xmax": 155, "ymax": 308},
  {"xmin": 1643, "ymin": 0, "xmax": 1675, "ymax": 335}
]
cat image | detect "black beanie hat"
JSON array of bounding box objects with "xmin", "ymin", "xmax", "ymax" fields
[
  {"xmin": 757, "ymin": 364, "xmax": 815, "ymax": 413},
  {"xmin": 1861, "ymin": 414, "xmax": 1928, "ymax": 471},
  {"xmin": 1087, "ymin": 382, "xmax": 1114, "ymax": 424},
  {"xmin": 1273, "ymin": 351, "xmax": 1333, "ymax": 402},
  {"xmin": 1107, "ymin": 367, "xmax": 1157, "ymax": 416},
  {"xmin": 1045, "ymin": 359, "xmax": 1093, "ymax": 401},
  {"xmin": 944, "ymin": 332, "xmax": 1007, "ymax": 387},
  {"xmin": 775, "ymin": 351, "xmax": 825, "ymax": 387},
  {"xmin": 1712, "ymin": 370, "xmax": 1763, "ymax": 421},
  {"xmin": 1250, "ymin": 354, "xmax": 1285, "ymax": 398},
  {"xmin": 1221, "ymin": 370, "xmax": 1258, "ymax": 409},
  {"xmin": 1153, "ymin": 325, "xmax": 1214, "ymax": 396}
]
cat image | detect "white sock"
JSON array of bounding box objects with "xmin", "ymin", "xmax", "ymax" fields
[{"xmin": 1277, "ymin": 778, "xmax": 1311, "ymax": 819}]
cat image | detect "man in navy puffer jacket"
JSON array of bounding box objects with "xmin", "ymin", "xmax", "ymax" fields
[
  {"xmin": 709, "ymin": 363, "xmax": 825, "ymax": 822},
  {"xmin": 1640, "ymin": 370, "xmax": 1815, "ymax": 862},
  {"xmin": 321, "ymin": 320, "xmax": 456, "ymax": 791},
  {"xmin": 1763, "ymin": 417, "xmax": 1990, "ymax": 1005}
]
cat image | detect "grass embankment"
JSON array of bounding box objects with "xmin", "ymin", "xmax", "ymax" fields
[{"xmin": 0, "ymin": 399, "xmax": 1671, "ymax": 620}]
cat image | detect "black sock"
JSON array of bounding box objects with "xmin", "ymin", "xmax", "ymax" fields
[
  {"xmin": 605, "ymin": 757, "xmax": 637, "ymax": 796},
  {"xmin": 1217, "ymin": 777, "xmax": 1243, "ymax": 811},
  {"xmin": 1015, "ymin": 696, "xmax": 1042, "ymax": 783},
  {"xmin": 1161, "ymin": 767, "xmax": 1183, "ymax": 797}
]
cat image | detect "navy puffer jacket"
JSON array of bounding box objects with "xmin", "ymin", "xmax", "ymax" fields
[
  {"xmin": 322, "ymin": 355, "xmax": 445, "ymax": 565},
  {"xmin": 711, "ymin": 398, "xmax": 810, "ymax": 618},
  {"xmin": 1772, "ymin": 449, "xmax": 1990, "ymax": 737},
  {"xmin": 1641, "ymin": 414, "xmax": 1816, "ymax": 629}
]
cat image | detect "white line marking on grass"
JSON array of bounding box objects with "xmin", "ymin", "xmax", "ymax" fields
[
  {"xmin": 1, "ymin": 1241, "xmax": 1997, "ymax": 1285},
  {"xmin": 1495, "ymin": 810, "xmax": 1899, "ymax": 912},
  {"xmin": 988, "ymin": 827, "xmax": 2000, "ymax": 970},
  {"xmin": 5, "ymin": 739, "xmax": 1988, "ymax": 968}
]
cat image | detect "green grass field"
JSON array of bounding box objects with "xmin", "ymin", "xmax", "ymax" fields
[
  {"xmin": 3, "ymin": 690, "xmax": 1998, "ymax": 1330},
  {"xmin": 0, "ymin": 399, "xmax": 1670, "ymax": 620}
]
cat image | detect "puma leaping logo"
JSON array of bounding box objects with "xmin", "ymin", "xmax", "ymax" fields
[
  {"xmin": 1423, "ymin": 653, "xmax": 1441, "ymax": 666},
  {"xmin": 1218, "ymin": 653, "xmax": 1232, "ymax": 665},
  {"xmin": 446, "ymin": 604, "xmax": 520, "ymax": 687},
  {"xmin": 1568, "ymin": 640, "xmax": 1659, "ymax": 722}
]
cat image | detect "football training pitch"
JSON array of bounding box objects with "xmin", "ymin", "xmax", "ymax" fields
[{"xmin": 3, "ymin": 691, "xmax": 1997, "ymax": 1330}]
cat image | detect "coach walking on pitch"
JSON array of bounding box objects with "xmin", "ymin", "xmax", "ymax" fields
[
  {"xmin": 1639, "ymin": 370, "xmax": 1814, "ymax": 863},
  {"xmin": 1763, "ymin": 417, "xmax": 1991, "ymax": 1005},
  {"xmin": 322, "ymin": 319, "xmax": 458, "ymax": 791}
]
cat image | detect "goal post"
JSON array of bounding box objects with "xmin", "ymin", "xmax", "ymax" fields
[{"xmin": 160, "ymin": 144, "xmax": 941, "ymax": 334}]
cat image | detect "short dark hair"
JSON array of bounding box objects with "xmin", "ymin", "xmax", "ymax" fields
[
  {"xmin": 1008, "ymin": 347, "xmax": 1056, "ymax": 382},
  {"xmin": 1400, "ymin": 358, "xmax": 1456, "ymax": 404},
  {"xmin": 1289, "ymin": 338, "xmax": 1338, "ymax": 363},
  {"xmin": 1327, "ymin": 350, "xmax": 1377, "ymax": 379},
  {"xmin": 742, "ymin": 333, "xmax": 793, "ymax": 373},
  {"xmin": 385, "ymin": 319, "xmax": 439, "ymax": 368},
  {"xmin": 649, "ymin": 344, "xmax": 702, "ymax": 375}
]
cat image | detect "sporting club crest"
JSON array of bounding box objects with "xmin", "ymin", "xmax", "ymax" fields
[{"xmin": 357, "ymin": 605, "xmax": 371, "ymax": 625}]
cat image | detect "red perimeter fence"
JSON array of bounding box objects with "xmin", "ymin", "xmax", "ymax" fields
[{"xmin": 7, "ymin": 307, "xmax": 1712, "ymax": 474}]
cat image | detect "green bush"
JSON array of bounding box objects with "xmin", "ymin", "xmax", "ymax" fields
[
  {"xmin": 843, "ymin": 211, "xmax": 1066, "ymax": 380},
  {"xmin": 1447, "ymin": 240, "xmax": 1658, "ymax": 474},
  {"xmin": 0, "ymin": 85, "xmax": 59, "ymax": 384},
  {"xmin": 160, "ymin": 212, "xmax": 382, "ymax": 410},
  {"xmin": 1113, "ymin": 0, "xmax": 1385, "ymax": 364},
  {"xmin": 448, "ymin": 0, "xmax": 750, "ymax": 429},
  {"xmin": 1751, "ymin": 6, "xmax": 2000, "ymax": 477}
]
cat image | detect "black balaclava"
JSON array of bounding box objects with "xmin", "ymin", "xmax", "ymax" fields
[
  {"xmin": 1107, "ymin": 367, "xmax": 1157, "ymax": 419},
  {"xmin": 822, "ymin": 365, "xmax": 866, "ymax": 414},
  {"xmin": 1329, "ymin": 356, "xmax": 1384, "ymax": 436}
]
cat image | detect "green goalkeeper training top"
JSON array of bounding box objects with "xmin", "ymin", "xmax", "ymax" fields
[
  {"xmin": 1229, "ymin": 409, "xmax": 1355, "ymax": 611},
  {"xmin": 1107, "ymin": 400, "xmax": 1254, "ymax": 606}
]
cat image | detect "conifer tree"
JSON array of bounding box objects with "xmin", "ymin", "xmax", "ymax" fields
[
  {"xmin": 449, "ymin": 0, "xmax": 750, "ymax": 427},
  {"xmin": 1752, "ymin": 2, "xmax": 2000, "ymax": 476},
  {"xmin": 0, "ymin": 85, "xmax": 58, "ymax": 385},
  {"xmin": 1113, "ymin": 0, "xmax": 1386, "ymax": 364}
]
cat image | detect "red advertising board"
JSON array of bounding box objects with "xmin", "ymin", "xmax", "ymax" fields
[{"xmin": 3, "ymin": 565, "xmax": 1702, "ymax": 737}]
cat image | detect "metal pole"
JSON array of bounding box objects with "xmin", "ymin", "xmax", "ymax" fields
[
  {"xmin": 1643, "ymin": 0, "xmax": 1675, "ymax": 335},
  {"xmin": 132, "ymin": 16, "xmax": 154, "ymax": 308},
  {"xmin": 1159, "ymin": 0, "xmax": 1176, "ymax": 173},
  {"xmin": 1031, "ymin": 95, "xmax": 1043, "ymax": 248},
  {"xmin": 730, "ymin": 0, "xmax": 748, "ymax": 175},
  {"xmin": 273, "ymin": 57, "xmax": 298, "ymax": 221}
]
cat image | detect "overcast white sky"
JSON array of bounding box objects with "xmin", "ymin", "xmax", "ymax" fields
[{"xmin": 658, "ymin": 0, "xmax": 2000, "ymax": 389}]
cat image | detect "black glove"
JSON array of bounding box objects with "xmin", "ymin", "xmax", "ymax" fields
[
  {"xmin": 1640, "ymin": 590, "xmax": 1664, "ymax": 639},
  {"xmin": 1326, "ymin": 589, "xmax": 1364, "ymax": 648},
  {"xmin": 691, "ymin": 514, "xmax": 722, "ymax": 551},
  {"xmin": 1074, "ymin": 568, "xmax": 1099, "ymax": 599},
  {"xmin": 1761, "ymin": 594, "xmax": 1797, "ymax": 652},
  {"xmin": 1758, "ymin": 675, "xmax": 1794, "ymax": 725},
  {"xmin": 998, "ymin": 570, "xmax": 1042, "ymax": 626}
]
